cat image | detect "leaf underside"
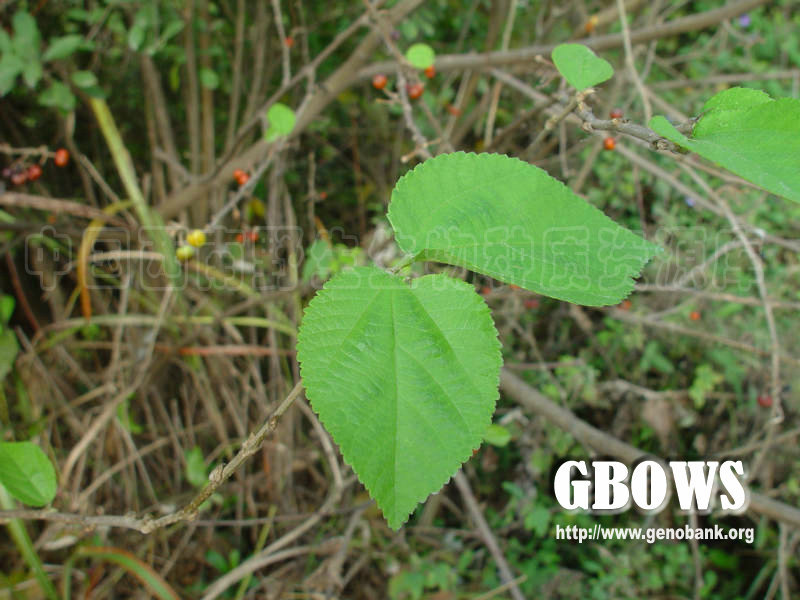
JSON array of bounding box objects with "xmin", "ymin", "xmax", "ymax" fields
[
  {"xmin": 649, "ymin": 88, "xmax": 800, "ymax": 203},
  {"xmin": 388, "ymin": 152, "xmax": 659, "ymax": 306},
  {"xmin": 297, "ymin": 267, "xmax": 501, "ymax": 529}
]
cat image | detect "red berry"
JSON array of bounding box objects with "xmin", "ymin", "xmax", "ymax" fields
[
  {"xmin": 480, "ymin": 286, "xmax": 491, "ymax": 296},
  {"xmin": 319, "ymin": 191, "xmax": 328, "ymax": 200},
  {"xmin": 247, "ymin": 231, "xmax": 259, "ymax": 242},
  {"xmin": 284, "ymin": 36, "xmax": 294, "ymax": 48},
  {"xmin": 524, "ymin": 299, "xmax": 540, "ymax": 310},
  {"xmin": 603, "ymin": 137, "xmax": 616, "ymax": 151},
  {"xmin": 54, "ymin": 148, "xmax": 70, "ymax": 167},
  {"xmin": 446, "ymin": 104, "xmax": 461, "ymax": 117},
  {"xmin": 424, "ymin": 65, "xmax": 435, "ymax": 79},
  {"xmin": 233, "ymin": 169, "xmax": 250, "ymax": 186},
  {"xmin": 610, "ymin": 108, "xmax": 624, "ymax": 119},
  {"xmin": 372, "ymin": 74, "xmax": 388, "ymax": 90},
  {"xmin": 407, "ymin": 82, "xmax": 424, "ymax": 100},
  {"xmin": 11, "ymin": 171, "xmax": 28, "ymax": 186},
  {"xmin": 619, "ymin": 299, "xmax": 632, "ymax": 310},
  {"xmin": 689, "ymin": 310, "xmax": 701, "ymax": 321},
  {"xmin": 757, "ymin": 395, "xmax": 773, "ymax": 408},
  {"xmin": 235, "ymin": 233, "xmax": 244, "ymax": 243},
  {"xmin": 27, "ymin": 164, "xmax": 42, "ymax": 181}
]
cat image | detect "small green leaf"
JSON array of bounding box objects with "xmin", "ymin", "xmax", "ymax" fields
[
  {"xmin": 649, "ymin": 88, "xmax": 800, "ymax": 203},
  {"xmin": 301, "ymin": 239, "xmax": 334, "ymax": 283},
  {"xmin": 484, "ymin": 423, "xmax": 511, "ymax": 447},
  {"xmin": 71, "ymin": 70, "xmax": 98, "ymax": 89},
  {"xmin": 0, "ymin": 329, "xmax": 19, "ymax": 383},
  {"xmin": 11, "ymin": 11, "xmax": 41, "ymax": 59},
  {"xmin": 185, "ymin": 446, "xmax": 207, "ymax": 488},
  {"xmin": 551, "ymin": 43, "xmax": 614, "ymax": 90},
  {"xmin": 22, "ymin": 59, "xmax": 42, "ymax": 89},
  {"xmin": 38, "ymin": 80, "xmax": 76, "ymax": 112},
  {"xmin": 405, "ymin": 43, "xmax": 435, "ymax": 69},
  {"xmin": 388, "ymin": 152, "xmax": 659, "ymax": 306},
  {"xmin": 0, "ymin": 441, "xmax": 57, "ymax": 506},
  {"xmin": 199, "ymin": 67, "xmax": 219, "ymax": 90},
  {"xmin": 298, "ymin": 266, "xmax": 501, "ymax": 529},
  {"xmin": 0, "ymin": 52, "xmax": 25, "ymax": 96},
  {"xmin": 265, "ymin": 102, "xmax": 295, "ymax": 141},
  {"xmin": 43, "ymin": 35, "xmax": 84, "ymax": 61},
  {"xmin": 0, "ymin": 296, "xmax": 14, "ymax": 324}
]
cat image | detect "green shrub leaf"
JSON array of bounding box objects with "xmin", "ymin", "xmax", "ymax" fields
[
  {"xmin": 388, "ymin": 152, "xmax": 659, "ymax": 305},
  {"xmin": 38, "ymin": 80, "xmax": 76, "ymax": 112},
  {"xmin": 297, "ymin": 266, "xmax": 501, "ymax": 528},
  {"xmin": 649, "ymin": 88, "xmax": 800, "ymax": 203},
  {"xmin": 199, "ymin": 68, "xmax": 219, "ymax": 90},
  {"xmin": 551, "ymin": 43, "xmax": 613, "ymax": 90},
  {"xmin": 71, "ymin": 70, "xmax": 98, "ymax": 89},
  {"xmin": 0, "ymin": 441, "xmax": 57, "ymax": 506},
  {"xmin": 405, "ymin": 43, "xmax": 435, "ymax": 69},
  {"xmin": 43, "ymin": 35, "xmax": 84, "ymax": 61},
  {"xmin": 265, "ymin": 102, "xmax": 296, "ymax": 141}
]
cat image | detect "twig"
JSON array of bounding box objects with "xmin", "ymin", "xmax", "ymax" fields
[
  {"xmin": 615, "ymin": 0, "xmax": 652, "ymax": 122},
  {"xmin": 453, "ymin": 471, "xmax": 526, "ymax": 600}
]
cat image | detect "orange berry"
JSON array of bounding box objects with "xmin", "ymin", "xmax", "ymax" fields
[
  {"xmin": 610, "ymin": 108, "xmax": 624, "ymax": 119},
  {"xmin": 524, "ymin": 299, "xmax": 540, "ymax": 310},
  {"xmin": 247, "ymin": 230, "xmax": 259, "ymax": 242},
  {"xmin": 689, "ymin": 310, "xmax": 701, "ymax": 321},
  {"xmin": 54, "ymin": 148, "xmax": 70, "ymax": 167},
  {"xmin": 284, "ymin": 36, "xmax": 294, "ymax": 48},
  {"xmin": 480, "ymin": 286, "xmax": 491, "ymax": 296},
  {"xmin": 407, "ymin": 82, "xmax": 424, "ymax": 100},
  {"xmin": 446, "ymin": 104, "xmax": 462, "ymax": 117},
  {"xmin": 235, "ymin": 233, "xmax": 244, "ymax": 243},
  {"xmin": 233, "ymin": 168, "xmax": 245, "ymax": 181},
  {"xmin": 584, "ymin": 15, "xmax": 599, "ymax": 34},
  {"xmin": 757, "ymin": 395, "xmax": 773, "ymax": 408},
  {"xmin": 319, "ymin": 190, "xmax": 328, "ymax": 200},
  {"xmin": 424, "ymin": 65, "xmax": 435, "ymax": 79},
  {"xmin": 603, "ymin": 137, "xmax": 616, "ymax": 151},
  {"xmin": 372, "ymin": 74, "xmax": 388, "ymax": 90},
  {"xmin": 619, "ymin": 299, "xmax": 632, "ymax": 310}
]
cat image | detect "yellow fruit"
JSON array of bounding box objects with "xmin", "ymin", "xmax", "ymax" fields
[
  {"xmin": 176, "ymin": 245, "xmax": 195, "ymax": 260},
  {"xmin": 187, "ymin": 229, "xmax": 207, "ymax": 247}
]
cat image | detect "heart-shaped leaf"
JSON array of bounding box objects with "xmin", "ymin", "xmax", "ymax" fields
[
  {"xmin": 0, "ymin": 441, "xmax": 57, "ymax": 506},
  {"xmin": 551, "ymin": 43, "xmax": 614, "ymax": 90},
  {"xmin": 388, "ymin": 152, "xmax": 659, "ymax": 306},
  {"xmin": 297, "ymin": 266, "xmax": 501, "ymax": 528},
  {"xmin": 649, "ymin": 88, "xmax": 800, "ymax": 203}
]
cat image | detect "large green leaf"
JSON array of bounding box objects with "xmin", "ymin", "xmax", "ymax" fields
[
  {"xmin": 0, "ymin": 441, "xmax": 57, "ymax": 507},
  {"xmin": 388, "ymin": 152, "xmax": 659, "ymax": 306},
  {"xmin": 297, "ymin": 266, "xmax": 501, "ymax": 528},
  {"xmin": 551, "ymin": 43, "xmax": 614, "ymax": 90},
  {"xmin": 649, "ymin": 88, "xmax": 800, "ymax": 203}
]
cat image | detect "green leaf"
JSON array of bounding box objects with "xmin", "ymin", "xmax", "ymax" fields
[
  {"xmin": 265, "ymin": 102, "xmax": 296, "ymax": 141},
  {"xmin": 649, "ymin": 88, "xmax": 800, "ymax": 203},
  {"xmin": 199, "ymin": 67, "xmax": 219, "ymax": 90},
  {"xmin": 388, "ymin": 152, "xmax": 659, "ymax": 306},
  {"xmin": 0, "ymin": 52, "xmax": 25, "ymax": 96},
  {"xmin": 0, "ymin": 295, "xmax": 14, "ymax": 324},
  {"xmin": 0, "ymin": 441, "xmax": 57, "ymax": 506},
  {"xmin": 11, "ymin": 11, "xmax": 41, "ymax": 59},
  {"xmin": 43, "ymin": 35, "xmax": 84, "ymax": 61},
  {"xmin": 297, "ymin": 266, "xmax": 501, "ymax": 529},
  {"xmin": 38, "ymin": 80, "xmax": 76, "ymax": 113},
  {"xmin": 484, "ymin": 423, "xmax": 511, "ymax": 447},
  {"xmin": 185, "ymin": 446, "xmax": 207, "ymax": 488},
  {"xmin": 405, "ymin": 43, "xmax": 435, "ymax": 69},
  {"xmin": 301, "ymin": 239, "xmax": 333, "ymax": 283},
  {"xmin": 0, "ymin": 329, "xmax": 19, "ymax": 383},
  {"xmin": 551, "ymin": 43, "xmax": 614, "ymax": 90},
  {"xmin": 71, "ymin": 70, "xmax": 98, "ymax": 89}
]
